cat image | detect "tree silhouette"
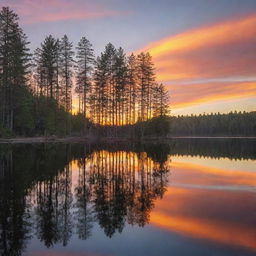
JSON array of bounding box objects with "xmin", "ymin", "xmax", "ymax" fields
[
  {"xmin": 76, "ymin": 37, "xmax": 94, "ymax": 118},
  {"xmin": 0, "ymin": 7, "xmax": 30, "ymax": 132}
]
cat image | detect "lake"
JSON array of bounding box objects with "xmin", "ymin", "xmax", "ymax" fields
[{"xmin": 0, "ymin": 139, "xmax": 255, "ymax": 256}]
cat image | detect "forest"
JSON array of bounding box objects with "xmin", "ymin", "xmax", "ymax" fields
[
  {"xmin": 0, "ymin": 7, "xmax": 169, "ymax": 138},
  {"xmin": 0, "ymin": 6, "xmax": 255, "ymax": 139},
  {"xmin": 169, "ymin": 111, "xmax": 256, "ymax": 137}
]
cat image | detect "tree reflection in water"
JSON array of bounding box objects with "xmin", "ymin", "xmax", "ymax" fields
[
  {"xmin": 0, "ymin": 144, "xmax": 170, "ymax": 255},
  {"xmin": 77, "ymin": 150, "xmax": 169, "ymax": 237},
  {"xmin": 0, "ymin": 149, "xmax": 31, "ymax": 256}
]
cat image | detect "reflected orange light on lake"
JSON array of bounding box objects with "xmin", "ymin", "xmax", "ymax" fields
[
  {"xmin": 150, "ymin": 211, "xmax": 256, "ymax": 250},
  {"xmin": 171, "ymin": 160, "xmax": 256, "ymax": 187},
  {"xmin": 150, "ymin": 157, "xmax": 256, "ymax": 250}
]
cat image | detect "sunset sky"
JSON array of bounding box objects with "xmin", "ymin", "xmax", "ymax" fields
[{"xmin": 1, "ymin": 0, "xmax": 256, "ymax": 115}]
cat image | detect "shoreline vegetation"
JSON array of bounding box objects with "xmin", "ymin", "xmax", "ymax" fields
[
  {"xmin": 0, "ymin": 135, "xmax": 255, "ymax": 144},
  {"xmin": 0, "ymin": 111, "xmax": 256, "ymax": 139},
  {"xmin": 0, "ymin": 138, "xmax": 255, "ymax": 161}
]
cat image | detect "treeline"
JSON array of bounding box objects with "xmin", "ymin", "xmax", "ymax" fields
[
  {"xmin": 0, "ymin": 6, "xmax": 169, "ymax": 137},
  {"xmin": 93, "ymin": 115, "xmax": 170, "ymax": 138},
  {"xmin": 32, "ymin": 32, "xmax": 169, "ymax": 125},
  {"xmin": 169, "ymin": 111, "xmax": 256, "ymax": 136},
  {"xmin": 0, "ymin": 7, "xmax": 88, "ymax": 136},
  {"xmin": 168, "ymin": 138, "xmax": 256, "ymax": 160},
  {"xmin": 99, "ymin": 112, "xmax": 256, "ymax": 138}
]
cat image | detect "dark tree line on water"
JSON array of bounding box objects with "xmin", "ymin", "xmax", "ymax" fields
[
  {"xmin": 0, "ymin": 7, "xmax": 169, "ymax": 137},
  {"xmin": 168, "ymin": 138, "xmax": 256, "ymax": 160},
  {"xmin": 98, "ymin": 111, "xmax": 255, "ymax": 138},
  {"xmin": 31, "ymin": 29, "xmax": 169, "ymax": 126},
  {"xmin": 169, "ymin": 111, "xmax": 256, "ymax": 137}
]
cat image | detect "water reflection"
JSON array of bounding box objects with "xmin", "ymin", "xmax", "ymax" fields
[
  {"xmin": 0, "ymin": 144, "xmax": 170, "ymax": 255},
  {"xmin": 0, "ymin": 149, "xmax": 31, "ymax": 256},
  {"xmin": 0, "ymin": 140, "xmax": 255, "ymax": 256},
  {"xmin": 149, "ymin": 152, "xmax": 256, "ymax": 254},
  {"xmin": 32, "ymin": 164, "xmax": 73, "ymax": 247}
]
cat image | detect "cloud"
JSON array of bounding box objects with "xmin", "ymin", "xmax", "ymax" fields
[
  {"xmin": 1, "ymin": 0, "xmax": 128, "ymax": 24},
  {"xmin": 155, "ymin": 40, "xmax": 256, "ymax": 81},
  {"xmin": 167, "ymin": 81, "xmax": 256, "ymax": 109},
  {"xmin": 137, "ymin": 14, "xmax": 256, "ymax": 112},
  {"xmin": 140, "ymin": 14, "xmax": 256, "ymax": 61}
]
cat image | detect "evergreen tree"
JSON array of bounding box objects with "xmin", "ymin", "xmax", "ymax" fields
[
  {"xmin": 153, "ymin": 83, "xmax": 169, "ymax": 117},
  {"xmin": 93, "ymin": 44, "xmax": 116, "ymax": 125},
  {"xmin": 127, "ymin": 53, "xmax": 138, "ymax": 124},
  {"xmin": 93, "ymin": 55, "xmax": 107, "ymax": 124},
  {"xmin": 103, "ymin": 43, "xmax": 116, "ymax": 125},
  {"xmin": 113, "ymin": 47, "xmax": 127, "ymax": 125},
  {"xmin": 60, "ymin": 35, "xmax": 74, "ymax": 112},
  {"xmin": 39, "ymin": 35, "xmax": 59, "ymax": 99},
  {"xmin": 75, "ymin": 37, "xmax": 94, "ymax": 118},
  {"xmin": 0, "ymin": 7, "xmax": 30, "ymax": 132},
  {"xmin": 0, "ymin": 6, "xmax": 173, "ymax": 137},
  {"xmin": 136, "ymin": 52, "xmax": 155, "ymax": 121},
  {"xmin": 60, "ymin": 35, "xmax": 74, "ymax": 134}
]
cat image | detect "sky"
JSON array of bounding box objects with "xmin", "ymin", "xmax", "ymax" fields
[{"xmin": 1, "ymin": 0, "xmax": 256, "ymax": 115}]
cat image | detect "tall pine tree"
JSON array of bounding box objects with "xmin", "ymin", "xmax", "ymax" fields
[
  {"xmin": 75, "ymin": 37, "xmax": 94, "ymax": 118},
  {"xmin": 0, "ymin": 7, "xmax": 30, "ymax": 132}
]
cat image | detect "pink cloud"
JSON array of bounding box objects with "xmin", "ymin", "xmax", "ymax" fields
[{"xmin": 0, "ymin": 0, "xmax": 129, "ymax": 24}]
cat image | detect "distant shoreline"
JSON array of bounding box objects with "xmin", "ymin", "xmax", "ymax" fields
[
  {"xmin": 168, "ymin": 136, "xmax": 256, "ymax": 139},
  {"xmin": 0, "ymin": 136, "xmax": 255, "ymax": 144}
]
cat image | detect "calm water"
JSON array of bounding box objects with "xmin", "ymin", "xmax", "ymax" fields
[{"xmin": 0, "ymin": 139, "xmax": 255, "ymax": 256}]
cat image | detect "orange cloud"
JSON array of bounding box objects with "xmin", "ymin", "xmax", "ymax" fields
[
  {"xmin": 140, "ymin": 14, "xmax": 256, "ymax": 58},
  {"xmin": 137, "ymin": 14, "xmax": 256, "ymax": 111},
  {"xmin": 167, "ymin": 81, "xmax": 256, "ymax": 109},
  {"xmin": 155, "ymin": 44, "xmax": 256, "ymax": 81}
]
